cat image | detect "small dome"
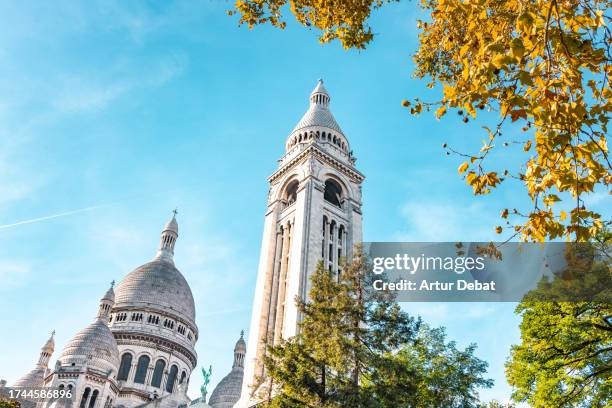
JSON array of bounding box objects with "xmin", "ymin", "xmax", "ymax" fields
[
  {"xmin": 286, "ymin": 80, "xmax": 349, "ymax": 153},
  {"xmin": 59, "ymin": 319, "xmax": 120, "ymax": 374},
  {"xmin": 114, "ymin": 259, "xmax": 196, "ymax": 324},
  {"xmin": 13, "ymin": 367, "xmax": 46, "ymax": 388},
  {"xmin": 207, "ymin": 370, "xmax": 243, "ymax": 408},
  {"xmin": 291, "ymin": 108, "xmax": 343, "ymax": 135}
]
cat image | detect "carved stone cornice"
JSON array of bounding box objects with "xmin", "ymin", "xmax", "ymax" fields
[{"xmin": 269, "ymin": 145, "xmax": 365, "ymax": 185}]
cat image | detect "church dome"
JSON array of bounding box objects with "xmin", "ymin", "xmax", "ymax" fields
[
  {"xmin": 114, "ymin": 258, "xmax": 196, "ymax": 325},
  {"xmin": 207, "ymin": 370, "xmax": 243, "ymax": 408},
  {"xmin": 59, "ymin": 286, "xmax": 120, "ymax": 374},
  {"xmin": 285, "ymin": 80, "xmax": 350, "ymax": 155},
  {"xmin": 114, "ymin": 213, "xmax": 196, "ymax": 326},
  {"xmin": 13, "ymin": 367, "xmax": 47, "ymax": 388},
  {"xmin": 208, "ymin": 333, "xmax": 245, "ymax": 408},
  {"xmin": 59, "ymin": 320, "xmax": 120, "ymax": 373},
  {"xmin": 291, "ymin": 80, "xmax": 343, "ymax": 135},
  {"xmin": 58, "ymin": 319, "xmax": 119, "ymax": 373}
]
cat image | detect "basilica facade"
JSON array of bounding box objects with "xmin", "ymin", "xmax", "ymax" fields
[{"xmin": 10, "ymin": 80, "xmax": 363, "ymax": 408}]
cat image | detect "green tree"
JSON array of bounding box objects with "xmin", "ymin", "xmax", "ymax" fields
[
  {"xmin": 229, "ymin": 0, "xmax": 611, "ymax": 242},
  {"xmin": 505, "ymin": 239, "xmax": 612, "ymax": 407},
  {"xmin": 397, "ymin": 325, "xmax": 494, "ymax": 407},
  {"xmin": 260, "ymin": 249, "xmax": 492, "ymax": 407}
]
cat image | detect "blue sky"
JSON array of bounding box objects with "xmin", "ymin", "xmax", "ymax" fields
[{"xmin": 0, "ymin": 1, "xmax": 608, "ymax": 405}]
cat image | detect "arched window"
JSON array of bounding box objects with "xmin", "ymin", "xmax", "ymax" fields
[
  {"xmin": 285, "ymin": 180, "xmax": 298, "ymax": 205},
  {"xmin": 79, "ymin": 388, "xmax": 91, "ymax": 408},
  {"xmin": 324, "ymin": 179, "xmax": 342, "ymax": 207},
  {"xmin": 134, "ymin": 355, "xmax": 150, "ymax": 384},
  {"xmin": 117, "ymin": 353, "xmax": 132, "ymax": 381},
  {"xmin": 166, "ymin": 365, "xmax": 178, "ymax": 393},
  {"xmin": 88, "ymin": 390, "xmax": 99, "ymax": 408},
  {"xmin": 151, "ymin": 359, "xmax": 166, "ymax": 388},
  {"xmin": 179, "ymin": 371, "xmax": 187, "ymax": 384}
]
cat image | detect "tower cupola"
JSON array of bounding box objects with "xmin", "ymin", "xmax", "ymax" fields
[
  {"xmin": 156, "ymin": 210, "xmax": 179, "ymax": 262},
  {"xmin": 233, "ymin": 331, "xmax": 246, "ymax": 369},
  {"xmin": 38, "ymin": 330, "xmax": 55, "ymax": 367},
  {"xmin": 97, "ymin": 281, "xmax": 115, "ymax": 322},
  {"xmin": 310, "ymin": 79, "xmax": 330, "ymax": 107}
]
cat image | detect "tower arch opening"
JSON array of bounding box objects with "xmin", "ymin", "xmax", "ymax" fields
[
  {"xmin": 284, "ymin": 180, "xmax": 299, "ymax": 206},
  {"xmin": 323, "ymin": 179, "xmax": 343, "ymax": 208}
]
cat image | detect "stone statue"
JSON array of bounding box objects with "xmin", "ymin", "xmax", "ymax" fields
[{"xmin": 200, "ymin": 365, "xmax": 212, "ymax": 401}]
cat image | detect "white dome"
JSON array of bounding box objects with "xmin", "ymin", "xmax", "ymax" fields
[
  {"xmin": 59, "ymin": 319, "xmax": 120, "ymax": 374},
  {"xmin": 290, "ymin": 80, "xmax": 343, "ymax": 135},
  {"xmin": 13, "ymin": 367, "xmax": 47, "ymax": 388},
  {"xmin": 207, "ymin": 370, "xmax": 243, "ymax": 408},
  {"xmin": 114, "ymin": 258, "xmax": 196, "ymax": 325}
]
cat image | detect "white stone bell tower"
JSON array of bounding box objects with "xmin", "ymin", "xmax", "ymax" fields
[{"xmin": 238, "ymin": 80, "xmax": 365, "ymax": 407}]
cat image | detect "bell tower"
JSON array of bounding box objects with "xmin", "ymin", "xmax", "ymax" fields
[{"xmin": 239, "ymin": 80, "xmax": 365, "ymax": 406}]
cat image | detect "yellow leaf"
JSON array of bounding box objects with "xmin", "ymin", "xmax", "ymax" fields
[
  {"xmin": 435, "ymin": 105, "xmax": 447, "ymax": 119},
  {"xmin": 458, "ymin": 162, "xmax": 469, "ymax": 175},
  {"xmin": 524, "ymin": 140, "xmax": 532, "ymax": 152},
  {"xmin": 560, "ymin": 210, "xmax": 567, "ymax": 221}
]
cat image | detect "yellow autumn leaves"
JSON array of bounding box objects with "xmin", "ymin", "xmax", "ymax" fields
[{"xmin": 411, "ymin": 0, "xmax": 610, "ymax": 241}]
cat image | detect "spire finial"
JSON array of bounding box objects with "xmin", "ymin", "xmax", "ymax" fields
[
  {"xmin": 240, "ymin": 330, "xmax": 244, "ymax": 338},
  {"xmin": 51, "ymin": 330, "xmax": 55, "ymax": 338},
  {"xmin": 173, "ymin": 208, "xmax": 178, "ymax": 217},
  {"xmin": 110, "ymin": 280, "xmax": 115, "ymax": 289}
]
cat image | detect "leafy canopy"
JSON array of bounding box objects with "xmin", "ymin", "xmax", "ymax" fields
[
  {"xmin": 505, "ymin": 238, "xmax": 612, "ymax": 407},
  {"xmin": 229, "ymin": 0, "xmax": 611, "ymax": 242}
]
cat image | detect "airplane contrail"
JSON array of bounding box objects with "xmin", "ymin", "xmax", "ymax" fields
[{"xmin": 0, "ymin": 204, "xmax": 111, "ymax": 230}]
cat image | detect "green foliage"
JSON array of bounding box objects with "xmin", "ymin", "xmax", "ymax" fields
[
  {"xmin": 396, "ymin": 325, "xmax": 494, "ymax": 407},
  {"xmin": 260, "ymin": 248, "xmax": 493, "ymax": 407},
  {"xmin": 505, "ymin": 239, "xmax": 612, "ymax": 407}
]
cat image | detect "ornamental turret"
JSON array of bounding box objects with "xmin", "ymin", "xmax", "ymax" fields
[
  {"xmin": 12, "ymin": 331, "xmax": 56, "ymax": 388},
  {"xmin": 156, "ymin": 210, "xmax": 179, "ymax": 262}
]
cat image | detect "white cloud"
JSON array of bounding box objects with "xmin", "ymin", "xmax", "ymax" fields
[
  {"xmin": 51, "ymin": 55, "xmax": 187, "ymax": 114},
  {"xmin": 0, "ymin": 261, "xmax": 31, "ymax": 289}
]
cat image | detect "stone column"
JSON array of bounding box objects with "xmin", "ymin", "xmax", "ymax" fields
[
  {"xmin": 274, "ymin": 221, "xmax": 292, "ymax": 344},
  {"xmin": 265, "ymin": 228, "xmax": 284, "ymax": 346}
]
